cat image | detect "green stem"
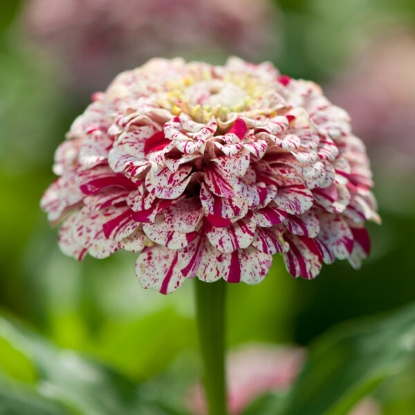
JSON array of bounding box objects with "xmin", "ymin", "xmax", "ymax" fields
[{"xmin": 194, "ymin": 278, "xmax": 228, "ymax": 415}]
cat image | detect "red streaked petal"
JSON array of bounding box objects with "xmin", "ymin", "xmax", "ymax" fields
[
  {"xmin": 274, "ymin": 185, "xmax": 314, "ymax": 215},
  {"xmin": 205, "ymin": 218, "xmax": 256, "ymax": 253},
  {"xmin": 284, "ymin": 210, "xmax": 320, "ymax": 238},
  {"xmin": 135, "ymin": 246, "xmax": 185, "ymax": 294},
  {"xmin": 283, "ymin": 234, "xmax": 323, "ymax": 280}
]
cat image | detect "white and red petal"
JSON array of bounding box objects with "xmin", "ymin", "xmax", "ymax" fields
[
  {"xmin": 348, "ymin": 226, "xmax": 371, "ymax": 269},
  {"xmin": 284, "ymin": 210, "xmax": 320, "ymax": 238},
  {"xmin": 252, "ymin": 226, "xmax": 288, "ymax": 254},
  {"xmin": 179, "ymin": 235, "xmax": 205, "ymax": 279},
  {"xmin": 164, "ymin": 197, "xmax": 203, "ymax": 233},
  {"xmin": 196, "ymin": 240, "xmax": 223, "ymax": 282},
  {"xmin": 313, "ymin": 183, "xmax": 350, "ymax": 214},
  {"xmin": 205, "ymin": 218, "xmax": 256, "ymax": 253},
  {"xmin": 73, "ymin": 207, "xmax": 120, "ymax": 259},
  {"xmin": 251, "ymin": 204, "xmax": 288, "ymax": 227},
  {"xmin": 274, "ymin": 185, "xmax": 314, "ymax": 215},
  {"xmin": 58, "ymin": 213, "xmax": 87, "ymax": 261},
  {"xmin": 77, "ymin": 166, "xmax": 135, "ymax": 195},
  {"xmin": 78, "ymin": 133, "xmax": 113, "ymax": 169},
  {"xmin": 283, "ymin": 235, "xmax": 323, "ymax": 279},
  {"xmin": 101, "ymin": 207, "xmax": 138, "ymax": 241},
  {"xmin": 108, "ymin": 126, "xmax": 159, "ymax": 176},
  {"xmin": 41, "ymin": 176, "xmax": 84, "ymax": 223},
  {"xmin": 204, "ymin": 164, "xmax": 235, "ymax": 198},
  {"xmin": 243, "ymin": 138, "xmax": 268, "ymax": 159},
  {"xmin": 142, "ymin": 216, "xmax": 195, "ymax": 249},
  {"xmin": 200, "ymin": 185, "xmax": 246, "ymax": 223},
  {"xmin": 219, "ymin": 248, "xmax": 273, "ymax": 284},
  {"xmin": 119, "ymin": 227, "xmax": 148, "ymax": 253},
  {"xmin": 212, "ymin": 149, "xmax": 250, "ymax": 177},
  {"xmin": 147, "ymin": 166, "xmax": 193, "ymax": 199},
  {"xmin": 318, "ymin": 214, "xmax": 354, "ymax": 260},
  {"xmin": 84, "ymin": 188, "xmax": 130, "ymax": 211},
  {"xmin": 135, "ymin": 246, "xmax": 186, "ymax": 294}
]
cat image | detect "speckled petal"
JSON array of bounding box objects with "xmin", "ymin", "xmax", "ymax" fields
[
  {"xmin": 274, "ymin": 185, "xmax": 314, "ymax": 215},
  {"xmin": 58, "ymin": 213, "xmax": 87, "ymax": 261},
  {"xmin": 212, "ymin": 150, "xmax": 250, "ymax": 177},
  {"xmin": 147, "ymin": 166, "xmax": 193, "ymax": 199},
  {"xmin": 78, "ymin": 133, "xmax": 113, "ymax": 169},
  {"xmin": 283, "ymin": 234, "xmax": 323, "ymax": 279},
  {"xmin": 251, "ymin": 204, "xmax": 288, "ymax": 227},
  {"xmin": 143, "ymin": 216, "xmax": 195, "ymax": 249},
  {"xmin": 205, "ymin": 218, "xmax": 256, "ymax": 253},
  {"xmin": 318, "ymin": 214, "xmax": 354, "ymax": 259},
  {"xmin": 164, "ymin": 197, "xmax": 203, "ymax": 232},
  {"xmin": 73, "ymin": 207, "xmax": 120, "ymax": 259},
  {"xmin": 284, "ymin": 210, "xmax": 320, "ymax": 238},
  {"xmin": 219, "ymin": 248, "xmax": 273, "ymax": 284},
  {"xmin": 136, "ymin": 246, "xmax": 185, "ymax": 294},
  {"xmin": 252, "ymin": 226, "xmax": 288, "ymax": 254},
  {"xmin": 41, "ymin": 175, "xmax": 84, "ymax": 223},
  {"xmin": 204, "ymin": 165, "xmax": 235, "ymax": 198},
  {"xmin": 197, "ymin": 240, "xmax": 222, "ymax": 282},
  {"xmin": 119, "ymin": 227, "xmax": 148, "ymax": 253}
]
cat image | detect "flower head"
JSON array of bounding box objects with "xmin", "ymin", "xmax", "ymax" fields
[{"xmin": 41, "ymin": 57, "xmax": 380, "ymax": 294}]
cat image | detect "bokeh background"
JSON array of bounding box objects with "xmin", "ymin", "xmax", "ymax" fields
[{"xmin": 1, "ymin": 0, "xmax": 415, "ymax": 413}]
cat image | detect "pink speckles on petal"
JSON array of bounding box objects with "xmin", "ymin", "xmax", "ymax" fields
[
  {"xmin": 73, "ymin": 207, "xmax": 120, "ymax": 259},
  {"xmin": 252, "ymin": 226, "xmax": 288, "ymax": 255},
  {"xmin": 274, "ymin": 185, "xmax": 314, "ymax": 215},
  {"xmin": 283, "ymin": 234, "xmax": 323, "ymax": 279},
  {"xmin": 165, "ymin": 197, "xmax": 203, "ymax": 233},
  {"xmin": 220, "ymin": 248, "xmax": 272, "ymax": 284},
  {"xmin": 318, "ymin": 214, "xmax": 354, "ymax": 260},
  {"xmin": 143, "ymin": 216, "xmax": 195, "ymax": 249},
  {"xmin": 204, "ymin": 165, "xmax": 235, "ymax": 198},
  {"xmin": 251, "ymin": 204, "xmax": 288, "ymax": 227},
  {"xmin": 136, "ymin": 246, "xmax": 186, "ymax": 294},
  {"xmin": 205, "ymin": 218, "xmax": 256, "ymax": 253},
  {"xmin": 58, "ymin": 213, "xmax": 87, "ymax": 261},
  {"xmin": 284, "ymin": 210, "xmax": 320, "ymax": 238}
]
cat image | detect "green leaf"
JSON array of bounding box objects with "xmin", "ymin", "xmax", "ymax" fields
[
  {"xmin": 0, "ymin": 316, "xmax": 178, "ymax": 415},
  {"xmin": 0, "ymin": 380, "xmax": 70, "ymax": 415},
  {"xmin": 281, "ymin": 305, "xmax": 415, "ymax": 415},
  {"xmin": 244, "ymin": 305, "xmax": 415, "ymax": 415}
]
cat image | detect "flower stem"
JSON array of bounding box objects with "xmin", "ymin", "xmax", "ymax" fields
[{"xmin": 194, "ymin": 278, "xmax": 228, "ymax": 415}]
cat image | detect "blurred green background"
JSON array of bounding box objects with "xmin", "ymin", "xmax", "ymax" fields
[{"xmin": 0, "ymin": 0, "xmax": 415, "ymax": 413}]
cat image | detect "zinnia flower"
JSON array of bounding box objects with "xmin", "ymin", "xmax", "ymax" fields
[{"xmin": 41, "ymin": 57, "xmax": 380, "ymax": 294}]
